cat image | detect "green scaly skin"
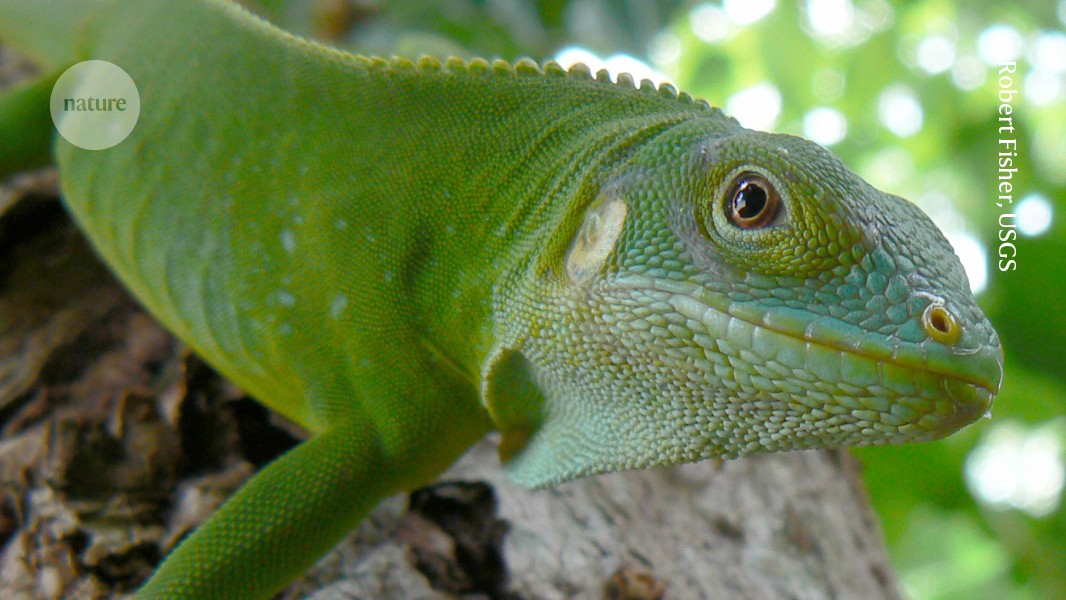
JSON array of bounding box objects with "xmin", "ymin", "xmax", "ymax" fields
[{"xmin": 0, "ymin": 0, "xmax": 1003, "ymax": 597}]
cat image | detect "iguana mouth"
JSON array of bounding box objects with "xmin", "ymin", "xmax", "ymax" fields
[{"xmin": 609, "ymin": 274, "xmax": 1001, "ymax": 433}]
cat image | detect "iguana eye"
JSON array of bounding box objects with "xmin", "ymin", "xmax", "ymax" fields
[{"xmin": 725, "ymin": 172, "xmax": 781, "ymax": 229}]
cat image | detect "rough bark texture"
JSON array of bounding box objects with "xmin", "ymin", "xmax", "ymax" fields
[
  {"xmin": 0, "ymin": 49, "xmax": 903, "ymax": 600},
  {"xmin": 288, "ymin": 441, "xmax": 902, "ymax": 600}
]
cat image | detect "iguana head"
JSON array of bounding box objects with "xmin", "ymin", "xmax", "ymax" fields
[{"xmin": 484, "ymin": 114, "xmax": 1003, "ymax": 488}]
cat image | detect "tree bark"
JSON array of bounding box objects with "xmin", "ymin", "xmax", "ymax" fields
[{"xmin": 284, "ymin": 442, "xmax": 901, "ymax": 600}]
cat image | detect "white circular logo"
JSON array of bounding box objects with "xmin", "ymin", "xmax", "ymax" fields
[{"xmin": 50, "ymin": 60, "xmax": 140, "ymax": 151}]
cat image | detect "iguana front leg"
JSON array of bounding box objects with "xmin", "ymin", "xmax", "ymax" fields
[
  {"xmin": 137, "ymin": 418, "xmax": 388, "ymax": 599},
  {"xmin": 137, "ymin": 384, "xmax": 489, "ymax": 600}
]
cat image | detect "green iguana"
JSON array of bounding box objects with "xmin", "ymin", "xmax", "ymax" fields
[{"xmin": 0, "ymin": 0, "xmax": 1003, "ymax": 597}]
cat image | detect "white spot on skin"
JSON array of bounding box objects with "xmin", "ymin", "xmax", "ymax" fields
[
  {"xmin": 567, "ymin": 196, "xmax": 628, "ymax": 283},
  {"xmin": 383, "ymin": 271, "xmax": 394, "ymax": 283},
  {"xmin": 335, "ymin": 219, "xmax": 348, "ymax": 230},
  {"xmin": 330, "ymin": 293, "xmax": 348, "ymax": 320},
  {"xmin": 278, "ymin": 290, "xmax": 296, "ymax": 307},
  {"xmin": 281, "ymin": 230, "xmax": 296, "ymax": 254},
  {"xmin": 278, "ymin": 322, "xmax": 293, "ymax": 336}
]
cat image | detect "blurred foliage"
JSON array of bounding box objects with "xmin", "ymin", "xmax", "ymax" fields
[
  {"xmin": 250, "ymin": 0, "xmax": 684, "ymax": 58},
  {"xmin": 252, "ymin": 1, "xmax": 1064, "ymax": 598}
]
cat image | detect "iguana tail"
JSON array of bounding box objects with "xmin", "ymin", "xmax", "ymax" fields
[
  {"xmin": 0, "ymin": 74, "xmax": 58, "ymax": 176},
  {"xmin": 0, "ymin": 0, "xmax": 111, "ymax": 177}
]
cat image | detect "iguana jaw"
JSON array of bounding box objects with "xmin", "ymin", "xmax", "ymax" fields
[{"xmin": 610, "ymin": 274, "xmax": 1001, "ymax": 439}]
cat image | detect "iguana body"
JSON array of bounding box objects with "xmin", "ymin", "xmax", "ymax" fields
[{"xmin": 0, "ymin": 0, "xmax": 1003, "ymax": 597}]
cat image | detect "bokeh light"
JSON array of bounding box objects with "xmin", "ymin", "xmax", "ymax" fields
[
  {"xmin": 554, "ymin": 46, "xmax": 671, "ymax": 87},
  {"xmin": 878, "ymin": 84, "xmax": 923, "ymax": 137},
  {"xmin": 946, "ymin": 231, "xmax": 989, "ymax": 294},
  {"xmin": 916, "ymin": 34, "xmax": 956, "ymax": 74},
  {"xmin": 1016, "ymin": 193, "xmax": 1054, "ymax": 237},
  {"xmin": 723, "ymin": 0, "xmax": 776, "ymax": 26},
  {"xmin": 689, "ymin": 4, "xmax": 733, "ymax": 44},
  {"xmin": 803, "ymin": 106, "xmax": 847, "ymax": 146},
  {"xmin": 950, "ymin": 55, "xmax": 986, "ymax": 90},
  {"xmin": 806, "ymin": 0, "xmax": 854, "ymax": 38},
  {"xmin": 725, "ymin": 82, "xmax": 782, "ymax": 130},
  {"xmin": 977, "ymin": 24, "xmax": 1024, "ymax": 65},
  {"xmin": 966, "ymin": 420, "xmax": 1066, "ymax": 518}
]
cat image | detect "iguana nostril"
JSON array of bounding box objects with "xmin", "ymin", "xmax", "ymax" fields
[{"xmin": 922, "ymin": 304, "xmax": 961, "ymax": 345}]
